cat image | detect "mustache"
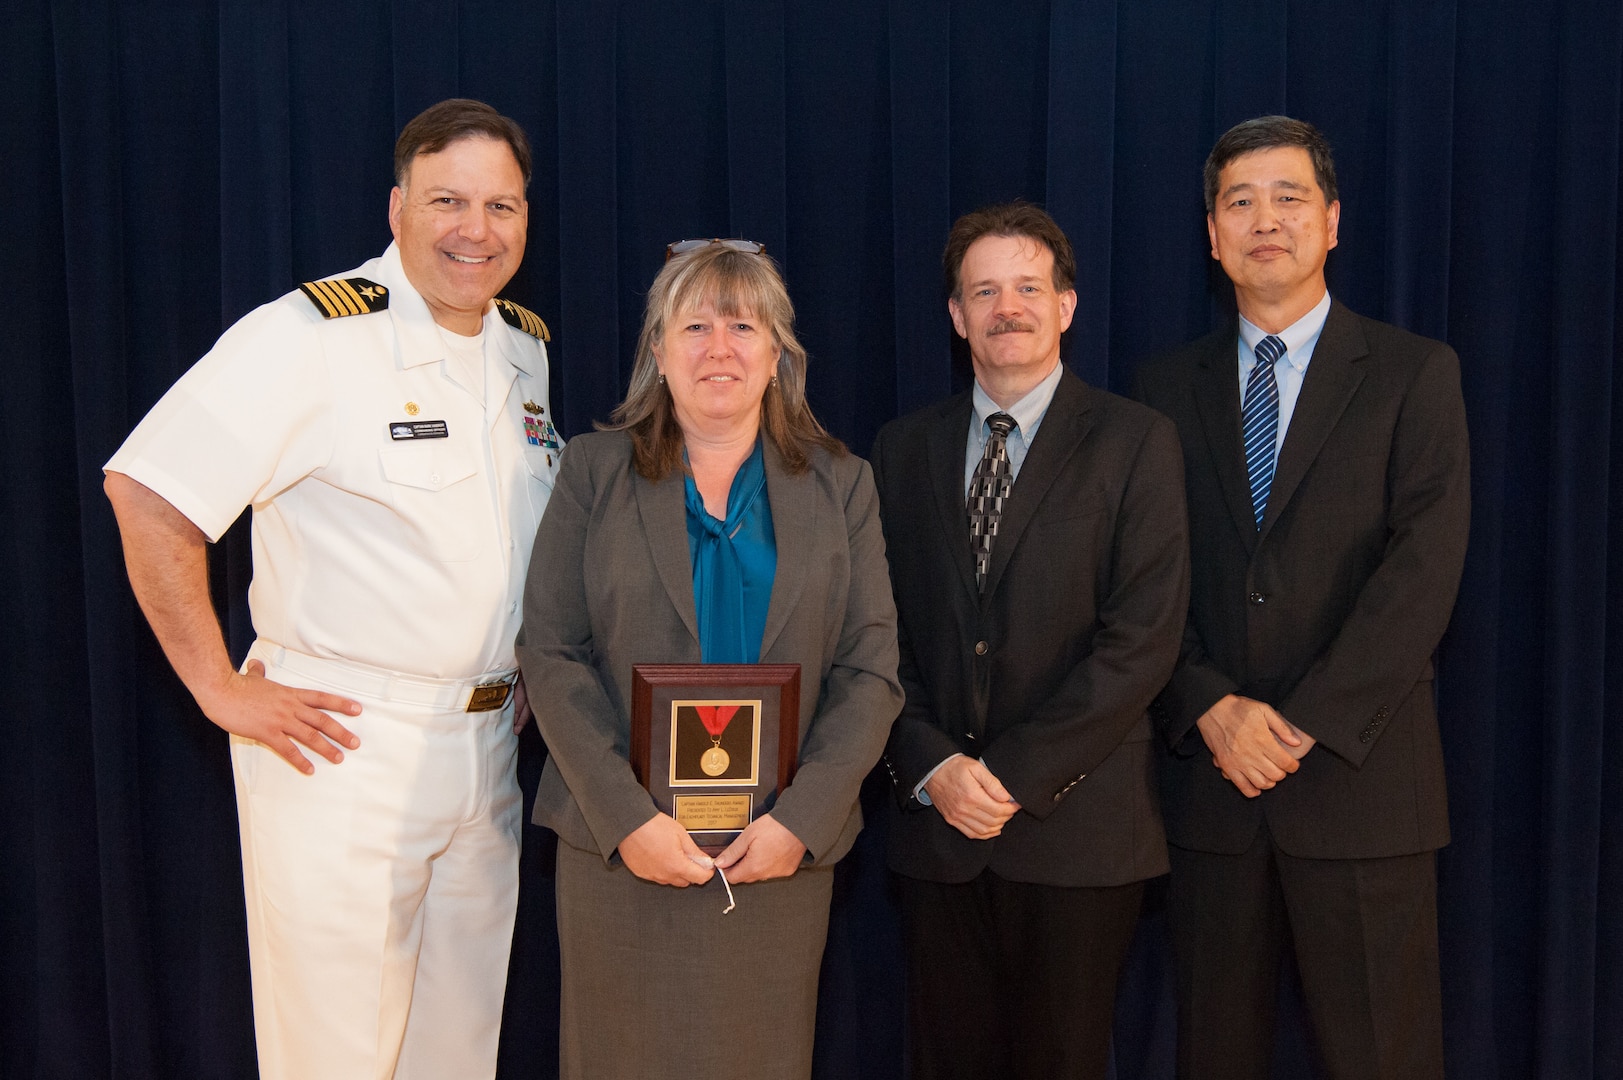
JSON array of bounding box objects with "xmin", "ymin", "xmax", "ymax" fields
[{"xmin": 987, "ymin": 319, "xmax": 1035, "ymax": 336}]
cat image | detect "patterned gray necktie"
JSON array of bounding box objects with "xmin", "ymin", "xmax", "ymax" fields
[{"xmin": 967, "ymin": 412, "xmax": 1016, "ymax": 591}]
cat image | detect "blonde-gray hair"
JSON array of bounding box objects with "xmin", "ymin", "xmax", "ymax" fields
[{"xmin": 604, "ymin": 243, "xmax": 844, "ymax": 479}]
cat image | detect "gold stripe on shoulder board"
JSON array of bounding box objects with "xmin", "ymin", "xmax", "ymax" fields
[
  {"xmin": 298, "ymin": 276, "xmax": 390, "ymax": 318},
  {"xmin": 495, "ymin": 298, "xmax": 551, "ymax": 341}
]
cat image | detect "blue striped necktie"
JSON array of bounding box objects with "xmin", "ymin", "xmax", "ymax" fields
[{"xmin": 1242, "ymin": 335, "xmax": 1286, "ymax": 529}]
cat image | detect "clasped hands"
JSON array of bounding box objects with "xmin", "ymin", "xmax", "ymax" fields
[
  {"xmin": 1196, "ymin": 693, "xmax": 1316, "ymax": 798},
  {"xmin": 618, "ymin": 811, "xmax": 806, "ymax": 888},
  {"xmin": 924, "ymin": 755, "xmax": 1021, "ymax": 841}
]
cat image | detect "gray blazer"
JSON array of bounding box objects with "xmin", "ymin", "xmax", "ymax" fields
[{"xmin": 518, "ymin": 429, "xmax": 904, "ymax": 866}]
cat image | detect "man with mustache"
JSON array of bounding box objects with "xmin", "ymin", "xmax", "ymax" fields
[
  {"xmin": 871, "ymin": 202, "xmax": 1189, "ymax": 1079},
  {"xmin": 103, "ymin": 99, "xmax": 558, "ymax": 1079},
  {"xmin": 1134, "ymin": 116, "xmax": 1470, "ymax": 1079}
]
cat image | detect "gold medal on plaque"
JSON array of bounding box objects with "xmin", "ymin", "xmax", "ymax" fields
[
  {"xmin": 700, "ymin": 743, "xmax": 731, "ymax": 776},
  {"xmin": 695, "ymin": 705, "xmax": 740, "ymax": 777},
  {"xmin": 633, "ymin": 664, "xmax": 801, "ymax": 856}
]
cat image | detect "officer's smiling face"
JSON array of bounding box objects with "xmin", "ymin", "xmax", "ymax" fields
[{"xmin": 389, "ymin": 135, "xmax": 528, "ymax": 336}]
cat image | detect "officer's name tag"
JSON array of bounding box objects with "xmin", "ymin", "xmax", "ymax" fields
[{"xmin": 389, "ymin": 420, "xmax": 449, "ymax": 440}]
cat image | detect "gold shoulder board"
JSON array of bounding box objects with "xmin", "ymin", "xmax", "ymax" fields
[
  {"xmin": 298, "ymin": 276, "xmax": 390, "ymax": 318},
  {"xmin": 495, "ymin": 298, "xmax": 551, "ymax": 341}
]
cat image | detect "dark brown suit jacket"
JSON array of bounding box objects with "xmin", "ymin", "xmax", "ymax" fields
[
  {"xmin": 1134, "ymin": 301, "xmax": 1470, "ymax": 859},
  {"xmin": 872, "ymin": 370, "xmax": 1189, "ymax": 887}
]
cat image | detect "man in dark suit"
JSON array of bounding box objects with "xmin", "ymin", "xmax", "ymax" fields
[
  {"xmin": 1134, "ymin": 117, "xmax": 1471, "ymax": 1080},
  {"xmin": 871, "ymin": 202, "xmax": 1190, "ymax": 1079}
]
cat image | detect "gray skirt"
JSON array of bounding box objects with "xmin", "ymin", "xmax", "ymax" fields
[{"xmin": 554, "ymin": 838, "xmax": 834, "ymax": 1080}]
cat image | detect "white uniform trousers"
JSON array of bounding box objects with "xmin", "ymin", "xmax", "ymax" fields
[{"xmin": 231, "ymin": 643, "xmax": 522, "ymax": 1080}]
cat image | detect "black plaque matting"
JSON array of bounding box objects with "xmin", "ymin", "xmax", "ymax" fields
[{"xmin": 631, "ymin": 664, "xmax": 800, "ymax": 855}]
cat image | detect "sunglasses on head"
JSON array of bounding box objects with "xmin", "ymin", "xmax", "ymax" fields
[{"xmin": 665, "ymin": 238, "xmax": 767, "ymax": 262}]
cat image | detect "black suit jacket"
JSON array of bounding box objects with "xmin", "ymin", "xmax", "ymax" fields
[
  {"xmin": 871, "ymin": 370, "xmax": 1189, "ymax": 887},
  {"xmin": 1134, "ymin": 301, "xmax": 1470, "ymax": 859}
]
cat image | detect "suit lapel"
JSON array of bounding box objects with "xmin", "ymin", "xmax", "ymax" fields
[
  {"xmin": 1260, "ymin": 302, "xmax": 1368, "ymax": 537},
  {"xmin": 633, "ymin": 465, "xmax": 700, "ymax": 643},
  {"xmin": 924, "ymin": 394, "xmax": 981, "ymax": 601},
  {"xmin": 759, "ymin": 440, "xmax": 811, "ymax": 658},
  {"xmin": 981, "ymin": 371, "xmax": 1096, "ymax": 599},
  {"xmin": 1190, "ymin": 325, "xmax": 1261, "ymax": 549}
]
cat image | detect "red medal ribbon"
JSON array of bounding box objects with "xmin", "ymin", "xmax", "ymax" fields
[{"xmin": 694, "ymin": 704, "xmax": 740, "ymax": 738}]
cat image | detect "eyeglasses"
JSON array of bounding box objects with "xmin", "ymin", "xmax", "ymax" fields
[{"xmin": 665, "ymin": 238, "xmax": 767, "ymax": 262}]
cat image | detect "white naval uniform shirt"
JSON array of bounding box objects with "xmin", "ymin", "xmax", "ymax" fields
[{"xmin": 106, "ymin": 242, "xmax": 560, "ymax": 680}]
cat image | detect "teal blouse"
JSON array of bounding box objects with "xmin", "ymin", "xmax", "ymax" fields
[{"xmin": 683, "ymin": 440, "xmax": 777, "ymax": 664}]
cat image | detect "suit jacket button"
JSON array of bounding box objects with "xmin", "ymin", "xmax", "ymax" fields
[
  {"xmin": 974, "ymin": 641, "xmax": 989, "ymax": 655},
  {"xmin": 1248, "ymin": 592, "xmax": 1267, "ymax": 605}
]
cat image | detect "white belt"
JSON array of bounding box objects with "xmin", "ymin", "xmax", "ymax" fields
[{"xmin": 253, "ymin": 643, "xmax": 518, "ymax": 713}]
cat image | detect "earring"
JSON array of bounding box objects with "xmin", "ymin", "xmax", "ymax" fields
[
  {"xmin": 770, "ymin": 373, "xmax": 778, "ymax": 386},
  {"xmin": 657, "ymin": 372, "xmax": 666, "ymax": 385}
]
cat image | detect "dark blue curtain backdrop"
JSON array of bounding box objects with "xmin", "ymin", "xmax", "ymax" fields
[{"xmin": 5, "ymin": 1, "xmax": 1620, "ymax": 1077}]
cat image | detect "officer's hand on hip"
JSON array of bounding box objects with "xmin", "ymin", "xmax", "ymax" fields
[{"xmin": 199, "ymin": 660, "xmax": 362, "ymax": 775}]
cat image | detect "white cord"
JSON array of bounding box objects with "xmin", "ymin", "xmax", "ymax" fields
[{"xmin": 717, "ymin": 865, "xmax": 736, "ymax": 914}]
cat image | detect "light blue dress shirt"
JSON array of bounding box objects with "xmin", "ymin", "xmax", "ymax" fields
[
  {"xmin": 1237, "ymin": 290, "xmax": 1332, "ymax": 453},
  {"xmin": 961, "ymin": 358, "xmax": 1066, "ymax": 496},
  {"xmin": 919, "ymin": 360, "xmax": 1068, "ymax": 806}
]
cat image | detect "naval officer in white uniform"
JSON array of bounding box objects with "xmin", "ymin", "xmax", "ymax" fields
[{"xmin": 103, "ymin": 98, "xmax": 559, "ymax": 1080}]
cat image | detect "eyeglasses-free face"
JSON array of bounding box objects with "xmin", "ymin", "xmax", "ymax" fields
[{"xmin": 652, "ymin": 297, "xmax": 781, "ymax": 439}]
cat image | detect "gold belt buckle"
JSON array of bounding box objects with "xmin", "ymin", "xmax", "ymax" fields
[{"xmin": 466, "ymin": 678, "xmax": 514, "ymax": 713}]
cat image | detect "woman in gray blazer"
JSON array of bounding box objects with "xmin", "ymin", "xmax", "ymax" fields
[{"xmin": 517, "ymin": 240, "xmax": 903, "ymax": 1079}]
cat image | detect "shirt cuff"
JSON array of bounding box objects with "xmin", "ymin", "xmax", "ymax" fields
[{"xmin": 913, "ymin": 753, "xmax": 978, "ymax": 805}]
